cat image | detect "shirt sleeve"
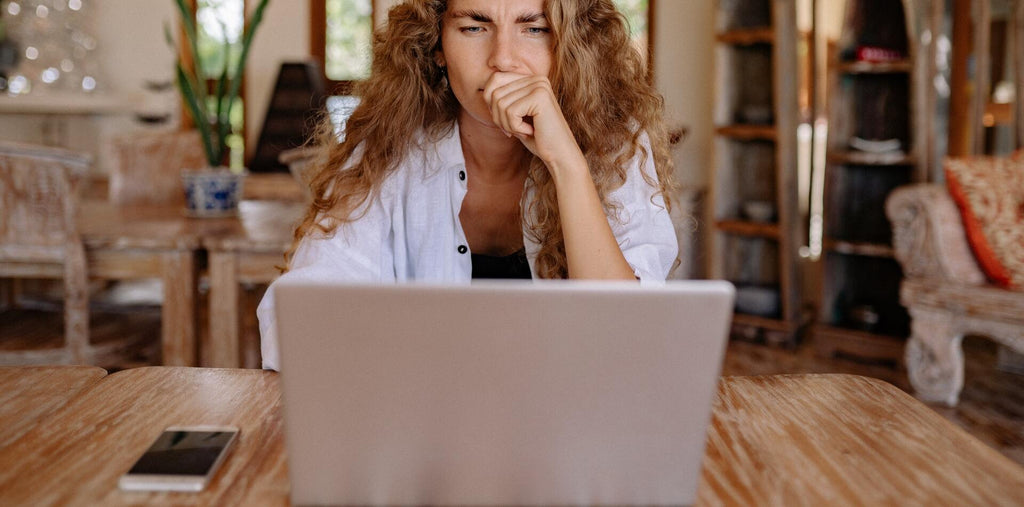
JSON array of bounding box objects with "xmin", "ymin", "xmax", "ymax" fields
[
  {"xmin": 257, "ymin": 191, "xmax": 393, "ymax": 371},
  {"xmin": 605, "ymin": 132, "xmax": 679, "ymax": 282}
]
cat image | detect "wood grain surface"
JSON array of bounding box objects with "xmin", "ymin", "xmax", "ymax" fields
[
  {"xmin": 0, "ymin": 367, "xmax": 287, "ymax": 506},
  {"xmin": 2, "ymin": 369, "xmax": 1022, "ymax": 505},
  {"xmin": 696, "ymin": 374, "xmax": 1024, "ymax": 506},
  {"xmin": 0, "ymin": 366, "xmax": 106, "ymax": 448}
]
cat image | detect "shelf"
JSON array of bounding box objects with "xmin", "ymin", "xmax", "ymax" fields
[
  {"xmin": 812, "ymin": 324, "xmax": 905, "ymax": 362},
  {"xmin": 716, "ymin": 28, "xmax": 774, "ymax": 46},
  {"xmin": 733, "ymin": 313, "xmax": 796, "ymax": 331},
  {"xmin": 716, "ymin": 125, "xmax": 777, "ymax": 141},
  {"xmin": 715, "ymin": 220, "xmax": 780, "ymax": 239},
  {"xmin": 827, "ymin": 150, "xmax": 915, "ymax": 166},
  {"xmin": 824, "ymin": 240, "xmax": 895, "ymax": 258},
  {"xmin": 838, "ymin": 60, "xmax": 912, "ymax": 74},
  {"xmin": 0, "ymin": 92, "xmax": 138, "ymax": 115},
  {"xmin": 731, "ymin": 313, "xmax": 802, "ymax": 347}
]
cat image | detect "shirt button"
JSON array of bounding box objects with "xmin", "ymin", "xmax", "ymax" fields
[
  {"xmin": 458, "ymin": 170, "xmax": 466, "ymax": 181},
  {"xmin": 457, "ymin": 245, "xmax": 467, "ymax": 254}
]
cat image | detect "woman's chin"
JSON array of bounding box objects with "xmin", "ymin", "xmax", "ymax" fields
[{"xmin": 458, "ymin": 111, "xmax": 507, "ymax": 136}]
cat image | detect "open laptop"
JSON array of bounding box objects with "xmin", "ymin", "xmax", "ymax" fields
[{"xmin": 274, "ymin": 280, "xmax": 734, "ymax": 506}]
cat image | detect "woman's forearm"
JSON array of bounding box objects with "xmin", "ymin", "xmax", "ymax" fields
[{"xmin": 547, "ymin": 152, "xmax": 636, "ymax": 280}]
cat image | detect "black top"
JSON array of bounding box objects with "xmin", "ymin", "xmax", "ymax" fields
[{"xmin": 471, "ymin": 249, "xmax": 532, "ymax": 279}]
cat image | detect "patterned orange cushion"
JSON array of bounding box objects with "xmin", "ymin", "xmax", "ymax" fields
[{"xmin": 945, "ymin": 156, "xmax": 1024, "ymax": 289}]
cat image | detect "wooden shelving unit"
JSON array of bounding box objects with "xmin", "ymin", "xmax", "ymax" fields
[
  {"xmin": 813, "ymin": 0, "xmax": 941, "ymax": 361},
  {"xmin": 709, "ymin": 0, "xmax": 804, "ymax": 345}
]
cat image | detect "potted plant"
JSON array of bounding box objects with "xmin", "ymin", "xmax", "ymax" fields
[{"xmin": 169, "ymin": 0, "xmax": 270, "ymax": 217}]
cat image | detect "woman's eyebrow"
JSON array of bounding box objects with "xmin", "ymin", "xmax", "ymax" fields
[
  {"xmin": 447, "ymin": 9, "xmax": 491, "ymax": 22},
  {"xmin": 446, "ymin": 10, "xmax": 546, "ymax": 24},
  {"xmin": 516, "ymin": 12, "xmax": 546, "ymax": 24}
]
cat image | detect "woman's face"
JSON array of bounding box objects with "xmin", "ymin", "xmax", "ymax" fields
[{"xmin": 438, "ymin": 0, "xmax": 554, "ymax": 132}]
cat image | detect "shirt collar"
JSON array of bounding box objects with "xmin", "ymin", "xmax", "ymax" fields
[{"xmin": 431, "ymin": 121, "xmax": 466, "ymax": 171}]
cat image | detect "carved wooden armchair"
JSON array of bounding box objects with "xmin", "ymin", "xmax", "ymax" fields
[
  {"xmin": 886, "ymin": 183, "xmax": 1024, "ymax": 406},
  {"xmin": 0, "ymin": 142, "xmax": 151, "ymax": 365},
  {"xmin": 0, "ymin": 142, "xmax": 92, "ymax": 364}
]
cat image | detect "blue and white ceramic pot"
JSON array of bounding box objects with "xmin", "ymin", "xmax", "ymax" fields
[{"xmin": 181, "ymin": 167, "xmax": 246, "ymax": 217}]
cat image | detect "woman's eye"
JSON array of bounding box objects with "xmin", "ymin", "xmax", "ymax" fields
[
  {"xmin": 525, "ymin": 26, "xmax": 550, "ymax": 35},
  {"xmin": 460, "ymin": 26, "xmax": 483, "ymax": 33}
]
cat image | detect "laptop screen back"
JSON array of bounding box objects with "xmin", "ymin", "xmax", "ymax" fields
[{"xmin": 275, "ymin": 280, "xmax": 733, "ymax": 506}]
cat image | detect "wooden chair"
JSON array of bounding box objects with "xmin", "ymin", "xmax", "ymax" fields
[
  {"xmin": 108, "ymin": 129, "xmax": 207, "ymax": 206},
  {"xmin": 0, "ymin": 142, "xmax": 150, "ymax": 366}
]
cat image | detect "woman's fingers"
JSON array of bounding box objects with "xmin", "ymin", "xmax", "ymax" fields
[
  {"xmin": 484, "ymin": 73, "xmax": 532, "ymax": 135},
  {"xmin": 492, "ymin": 85, "xmax": 542, "ymax": 136},
  {"xmin": 484, "ymin": 73, "xmax": 552, "ymax": 137}
]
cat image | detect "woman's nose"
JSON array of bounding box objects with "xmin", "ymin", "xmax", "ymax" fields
[{"xmin": 487, "ymin": 33, "xmax": 519, "ymax": 72}]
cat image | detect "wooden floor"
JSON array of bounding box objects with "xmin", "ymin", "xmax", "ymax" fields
[{"xmin": 2, "ymin": 298, "xmax": 1022, "ymax": 466}]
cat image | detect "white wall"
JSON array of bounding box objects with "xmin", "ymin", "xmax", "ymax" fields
[
  {"xmin": 94, "ymin": 0, "xmax": 178, "ymax": 95},
  {"xmin": 654, "ymin": 1, "xmax": 715, "ymax": 190}
]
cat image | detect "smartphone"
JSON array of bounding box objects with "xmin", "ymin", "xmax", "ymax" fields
[{"xmin": 118, "ymin": 426, "xmax": 239, "ymax": 492}]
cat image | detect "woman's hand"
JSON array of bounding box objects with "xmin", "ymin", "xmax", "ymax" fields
[
  {"xmin": 482, "ymin": 71, "xmax": 636, "ymax": 280},
  {"xmin": 482, "ymin": 72, "xmax": 585, "ymax": 174}
]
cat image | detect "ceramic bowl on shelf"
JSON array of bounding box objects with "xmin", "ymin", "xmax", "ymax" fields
[
  {"xmin": 736, "ymin": 104, "xmax": 774, "ymax": 125},
  {"xmin": 849, "ymin": 136, "xmax": 901, "ymax": 153},
  {"xmin": 741, "ymin": 200, "xmax": 776, "ymax": 223},
  {"xmin": 846, "ymin": 304, "xmax": 880, "ymax": 332},
  {"xmin": 734, "ymin": 285, "xmax": 780, "ymax": 318}
]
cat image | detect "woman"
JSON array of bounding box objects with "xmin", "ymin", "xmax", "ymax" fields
[{"xmin": 258, "ymin": 0, "xmax": 679, "ymax": 369}]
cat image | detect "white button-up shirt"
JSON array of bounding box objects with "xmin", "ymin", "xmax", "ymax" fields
[{"xmin": 257, "ymin": 123, "xmax": 678, "ymax": 370}]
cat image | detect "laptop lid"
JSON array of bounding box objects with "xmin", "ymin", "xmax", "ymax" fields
[{"xmin": 275, "ymin": 280, "xmax": 734, "ymax": 506}]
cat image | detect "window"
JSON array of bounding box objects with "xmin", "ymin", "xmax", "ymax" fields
[
  {"xmin": 311, "ymin": 0, "xmax": 373, "ymax": 95},
  {"xmin": 615, "ymin": 0, "xmax": 653, "ymax": 69}
]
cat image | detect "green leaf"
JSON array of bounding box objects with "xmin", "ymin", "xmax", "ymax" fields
[
  {"xmin": 171, "ymin": 0, "xmax": 207, "ymax": 114},
  {"xmin": 176, "ymin": 63, "xmax": 217, "ymax": 166},
  {"xmin": 223, "ymin": 0, "xmax": 271, "ymax": 136},
  {"xmin": 215, "ymin": 50, "xmax": 230, "ymax": 166}
]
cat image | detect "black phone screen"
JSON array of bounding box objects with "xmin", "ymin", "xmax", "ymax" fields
[{"xmin": 127, "ymin": 430, "xmax": 236, "ymax": 476}]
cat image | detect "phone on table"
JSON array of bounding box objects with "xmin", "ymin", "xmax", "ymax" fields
[{"xmin": 118, "ymin": 426, "xmax": 239, "ymax": 492}]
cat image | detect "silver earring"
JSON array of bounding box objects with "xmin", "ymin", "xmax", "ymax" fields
[{"xmin": 440, "ymin": 66, "xmax": 449, "ymax": 89}]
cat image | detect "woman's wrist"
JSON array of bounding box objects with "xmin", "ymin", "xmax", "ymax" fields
[{"xmin": 543, "ymin": 148, "xmax": 590, "ymax": 188}]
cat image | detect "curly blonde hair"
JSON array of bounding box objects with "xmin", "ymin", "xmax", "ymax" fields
[{"xmin": 288, "ymin": 0, "xmax": 677, "ymax": 279}]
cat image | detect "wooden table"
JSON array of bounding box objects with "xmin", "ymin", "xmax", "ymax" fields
[
  {"xmin": 0, "ymin": 365, "xmax": 106, "ymax": 448},
  {"xmin": 1, "ymin": 370, "xmax": 1021, "ymax": 505},
  {"xmin": 697, "ymin": 374, "xmax": 1024, "ymax": 505},
  {"xmin": 78, "ymin": 195, "xmax": 303, "ymax": 368},
  {"xmin": 203, "ymin": 201, "xmax": 304, "ymax": 368},
  {"xmin": 79, "ymin": 202, "xmax": 206, "ymax": 366}
]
